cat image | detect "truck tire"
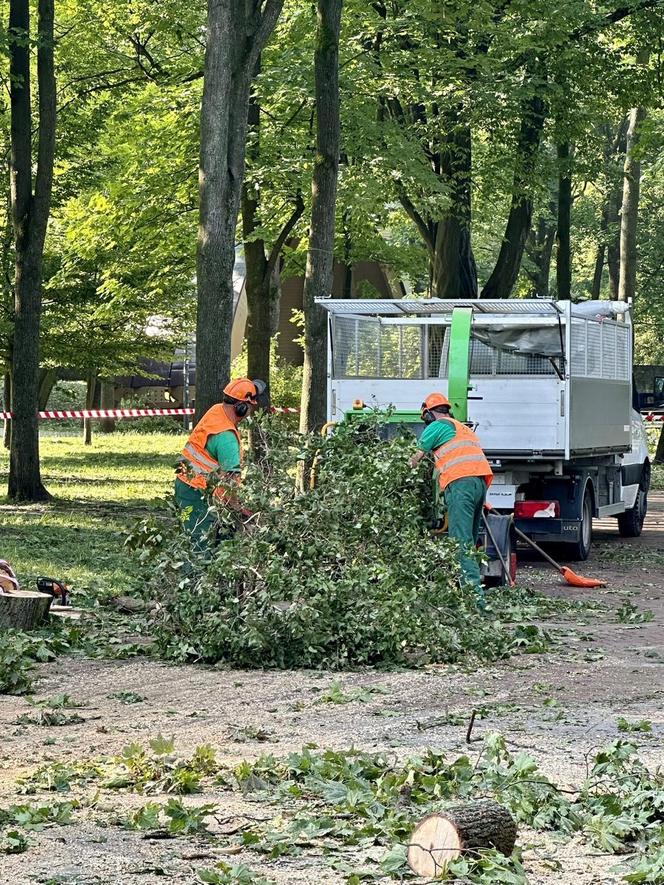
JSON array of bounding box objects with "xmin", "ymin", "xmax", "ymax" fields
[
  {"xmin": 565, "ymin": 486, "xmax": 593, "ymax": 562},
  {"xmin": 618, "ymin": 463, "xmax": 650, "ymax": 538}
]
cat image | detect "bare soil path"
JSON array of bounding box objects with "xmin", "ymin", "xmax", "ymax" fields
[{"xmin": 1, "ymin": 497, "xmax": 663, "ymax": 885}]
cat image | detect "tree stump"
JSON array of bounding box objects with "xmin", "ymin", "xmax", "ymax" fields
[
  {"xmin": 407, "ymin": 800, "xmax": 517, "ymax": 877},
  {"xmin": 0, "ymin": 590, "xmax": 53, "ymax": 631}
]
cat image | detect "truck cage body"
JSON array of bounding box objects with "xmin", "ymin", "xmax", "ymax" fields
[{"xmin": 318, "ymin": 298, "xmax": 633, "ymax": 462}]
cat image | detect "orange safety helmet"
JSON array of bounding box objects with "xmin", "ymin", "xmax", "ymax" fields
[
  {"xmin": 223, "ymin": 378, "xmax": 265, "ymax": 403},
  {"xmin": 421, "ymin": 392, "xmax": 451, "ymax": 425}
]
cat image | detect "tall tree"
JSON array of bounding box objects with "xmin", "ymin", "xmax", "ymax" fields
[
  {"xmin": 556, "ymin": 142, "xmax": 572, "ymax": 300},
  {"xmin": 242, "ymin": 61, "xmax": 304, "ymax": 407},
  {"xmin": 618, "ymin": 105, "xmax": 647, "ymax": 302},
  {"xmin": 481, "ymin": 80, "xmax": 547, "ymax": 298},
  {"xmin": 7, "ymin": 0, "xmax": 56, "ymax": 501},
  {"xmin": 196, "ymin": 0, "xmax": 284, "ymax": 422},
  {"xmin": 299, "ymin": 0, "xmax": 343, "ymax": 436}
]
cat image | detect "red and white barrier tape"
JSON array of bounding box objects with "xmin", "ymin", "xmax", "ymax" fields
[{"xmin": 0, "ymin": 407, "xmax": 299, "ymax": 420}]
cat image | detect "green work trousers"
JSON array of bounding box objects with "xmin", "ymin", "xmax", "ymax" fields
[
  {"xmin": 175, "ymin": 478, "xmax": 217, "ymax": 551},
  {"xmin": 444, "ymin": 475, "xmax": 487, "ymax": 591}
]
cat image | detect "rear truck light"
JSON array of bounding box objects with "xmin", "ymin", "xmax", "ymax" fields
[{"xmin": 514, "ymin": 500, "xmax": 560, "ymax": 519}]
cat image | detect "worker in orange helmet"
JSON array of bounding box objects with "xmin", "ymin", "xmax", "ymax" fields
[
  {"xmin": 175, "ymin": 377, "xmax": 266, "ymax": 550},
  {"xmin": 409, "ymin": 392, "xmax": 493, "ymax": 601}
]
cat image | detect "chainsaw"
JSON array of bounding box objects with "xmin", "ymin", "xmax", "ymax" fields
[{"xmin": 36, "ymin": 576, "xmax": 70, "ymax": 607}]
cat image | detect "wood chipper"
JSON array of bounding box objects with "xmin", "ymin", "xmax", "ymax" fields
[{"xmin": 318, "ymin": 297, "xmax": 650, "ymax": 585}]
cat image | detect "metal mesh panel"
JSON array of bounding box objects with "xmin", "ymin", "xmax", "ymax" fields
[
  {"xmin": 332, "ymin": 317, "xmax": 423, "ymax": 378},
  {"xmin": 586, "ymin": 323, "xmax": 602, "ymax": 377},
  {"xmin": 602, "ymin": 324, "xmax": 617, "ymax": 379},
  {"xmin": 571, "ymin": 319, "xmax": 630, "ymax": 380},
  {"xmin": 430, "ymin": 332, "xmax": 557, "ymax": 378},
  {"xmin": 427, "ymin": 326, "xmax": 448, "ymax": 377},
  {"xmin": 616, "ymin": 325, "xmax": 630, "ymax": 380},
  {"xmin": 571, "ymin": 320, "xmax": 587, "ymax": 375}
]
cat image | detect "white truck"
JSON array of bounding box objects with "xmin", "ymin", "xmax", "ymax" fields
[{"xmin": 318, "ymin": 298, "xmax": 650, "ymax": 561}]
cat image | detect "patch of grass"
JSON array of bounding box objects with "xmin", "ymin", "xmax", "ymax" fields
[{"xmin": 0, "ymin": 432, "xmax": 182, "ymax": 602}]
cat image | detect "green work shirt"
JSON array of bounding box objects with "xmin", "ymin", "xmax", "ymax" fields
[
  {"xmin": 206, "ymin": 429, "xmax": 241, "ymax": 474},
  {"xmin": 418, "ymin": 419, "xmax": 456, "ymax": 453}
]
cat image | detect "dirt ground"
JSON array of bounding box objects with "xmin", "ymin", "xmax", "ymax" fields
[{"xmin": 1, "ymin": 498, "xmax": 663, "ymax": 885}]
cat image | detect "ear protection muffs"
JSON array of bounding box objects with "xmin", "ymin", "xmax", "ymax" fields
[
  {"xmin": 421, "ymin": 408, "xmax": 436, "ymax": 425},
  {"xmin": 235, "ymin": 400, "xmax": 250, "ymax": 418}
]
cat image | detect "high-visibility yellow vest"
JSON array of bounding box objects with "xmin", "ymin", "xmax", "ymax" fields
[
  {"xmin": 177, "ymin": 405, "xmax": 242, "ymax": 501},
  {"xmin": 432, "ymin": 418, "xmax": 493, "ymax": 492}
]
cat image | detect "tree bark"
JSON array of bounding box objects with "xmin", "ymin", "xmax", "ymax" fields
[
  {"xmin": 195, "ymin": 0, "xmax": 284, "ymax": 423},
  {"xmin": 241, "ymin": 65, "xmax": 304, "ymax": 412},
  {"xmin": 99, "ymin": 381, "xmax": 116, "ymax": 432},
  {"xmin": 3, "ymin": 371, "xmax": 10, "ymax": 450},
  {"xmin": 407, "ymin": 801, "xmax": 517, "ymax": 877},
  {"xmin": 526, "ymin": 209, "xmax": 557, "ymax": 298},
  {"xmin": 37, "ymin": 367, "xmax": 57, "ymax": 409},
  {"xmin": 590, "ymin": 240, "xmax": 606, "ymax": 299},
  {"xmin": 618, "ymin": 105, "xmax": 646, "ymax": 303},
  {"xmin": 7, "ymin": 0, "xmax": 56, "ymax": 502},
  {"xmin": 299, "ymin": 0, "xmax": 343, "ymax": 441},
  {"xmin": 556, "ymin": 142, "xmax": 572, "ymax": 300},
  {"xmin": 83, "ymin": 372, "xmax": 99, "ymax": 445},
  {"xmin": 0, "ymin": 589, "xmax": 52, "ymax": 631},
  {"xmin": 481, "ymin": 90, "xmax": 547, "ymax": 299},
  {"xmin": 431, "ymin": 122, "xmax": 477, "ymax": 298}
]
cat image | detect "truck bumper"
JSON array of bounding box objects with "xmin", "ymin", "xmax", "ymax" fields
[{"xmin": 514, "ymin": 517, "xmax": 581, "ymax": 543}]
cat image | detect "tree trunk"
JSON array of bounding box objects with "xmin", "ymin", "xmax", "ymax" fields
[
  {"xmin": 407, "ymin": 801, "xmax": 517, "ymax": 877},
  {"xmin": 528, "ymin": 210, "xmax": 557, "ymax": 298},
  {"xmin": 618, "ymin": 105, "xmax": 646, "ymax": 303},
  {"xmin": 556, "ymin": 142, "xmax": 572, "ymax": 300},
  {"xmin": 99, "ymin": 381, "xmax": 116, "ymax": 432},
  {"xmin": 606, "ymin": 121, "xmax": 629, "ymax": 300},
  {"xmin": 481, "ymin": 91, "xmax": 547, "ymax": 299},
  {"xmin": 299, "ymin": 0, "xmax": 343, "ymax": 441},
  {"xmin": 37, "ymin": 367, "xmax": 57, "ymax": 409},
  {"xmin": 3, "ymin": 371, "xmax": 10, "ymax": 450},
  {"xmin": 0, "ymin": 589, "xmax": 53, "ymax": 631},
  {"xmin": 83, "ymin": 372, "xmax": 98, "ymax": 445},
  {"xmin": 590, "ymin": 241, "xmax": 606, "ymax": 299},
  {"xmin": 431, "ymin": 122, "xmax": 477, "ymax": 298},
  {"xmin": 242, "ymin": 66, "xmax": 273, "ymax": 409},
  {"xmin": 195, "ymin": 0, "xmax": 284, "ymax": 424},
  {"xmin": 7, "ymin": 0, "xmax": 56, "ymax": 502}
]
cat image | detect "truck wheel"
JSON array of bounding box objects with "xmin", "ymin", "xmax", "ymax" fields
[
  {"xmin": 618, "ymin": 463, "xmax": 650, "ymax": 538},
  {"xmin": 566, "ymin": 487, "xmax": 593, "ymax": 562}
]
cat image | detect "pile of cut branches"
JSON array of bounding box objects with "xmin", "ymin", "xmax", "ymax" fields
[{"xmin": 131, "ymin": 415, "xmax": 543, "ymax": 668}]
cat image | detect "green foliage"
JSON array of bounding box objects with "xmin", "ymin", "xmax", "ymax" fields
[
  {"xmin": 616, "ymin": 602, "xmax": 655, "ymax": 624},
  {"xmin": 617, "ymin": 718, "xmax": 653, "ymax": 734},
  {"xmin": 125, "ymin": 798, "xmax": 217, "ymax": 836},
  {"xmin": 108, "ymin": 690, "xmax": 146, "ymax": 704},
  {"xmin": 199, "ymin": 863, "xmax": 274, "ymax": 885},
  {"xmin": 109, "ymin": 737, "xmax": 217, "ymax": 795},
  {"xmin": 0, "ymin": 830, "xmax": 28, "ymax": 855},
  {"xmin": 137, "ymin": 416, "xmax": 542, "ymax": 669},
  {"xmin": 204, "ymin": 734, "xmax": 663, "ymax": 883},
  {"xmin": 0, "ymin": 631, "xmax": 74, "ymax": 696},
  {"xmin": 316, "ymin": 681, "xmax": 388, "ymax": 705}
]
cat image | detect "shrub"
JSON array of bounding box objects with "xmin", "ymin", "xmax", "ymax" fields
[{"xmin": 132, "ymin": 413, "xmax": 517, "ymax": 669}]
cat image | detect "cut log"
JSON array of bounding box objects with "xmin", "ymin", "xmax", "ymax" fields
[
  {"xmin": 0, "ymin": 590, "xmax": 53, "ymax": 631},
  {"xmin": 407, "ymin": 800, "xmax": 517, "ymax": 877}
]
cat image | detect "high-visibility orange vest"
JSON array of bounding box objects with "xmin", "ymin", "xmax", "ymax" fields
[
  {"xmin": 177, "ymin": 405, "xmax": 243, "ymax": 500},
  {"xmin": 433, "ymin": 418, "xmax": 493, "ymax": 492}
]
